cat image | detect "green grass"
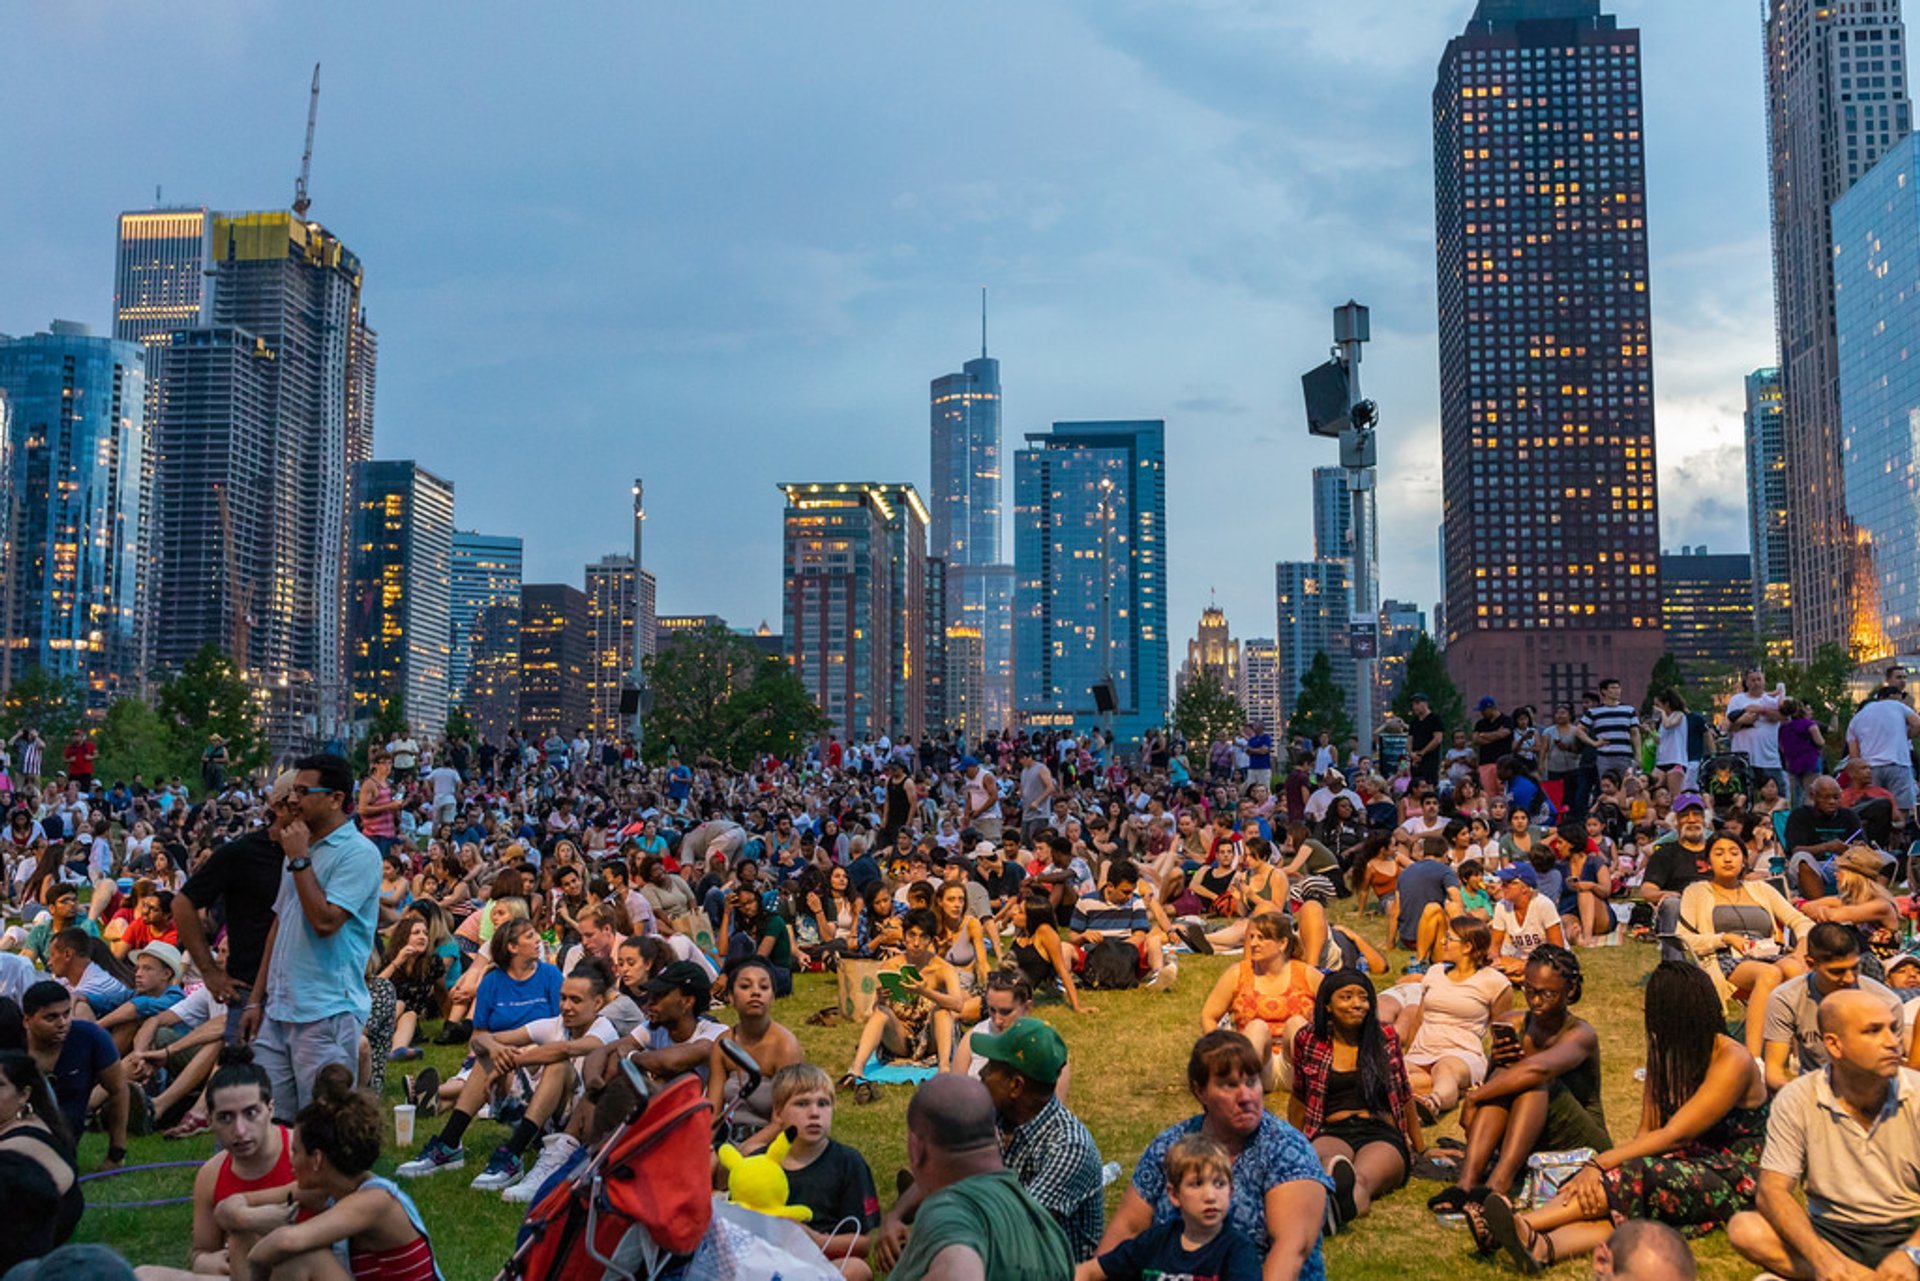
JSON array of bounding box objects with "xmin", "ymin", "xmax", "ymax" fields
[{"xmin": 72, "ymin": 911, "xmax": 1760, "ymax": 1279}]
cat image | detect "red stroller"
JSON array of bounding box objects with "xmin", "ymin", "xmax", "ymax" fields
[{"xmin": 496, "ymin": 1049, "xmax": 746, "ymax": 1281}]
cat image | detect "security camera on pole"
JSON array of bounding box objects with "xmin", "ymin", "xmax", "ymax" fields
[{"xmin": 1300, "ymin": 301, "xmax": 1380, "ymax": 757}]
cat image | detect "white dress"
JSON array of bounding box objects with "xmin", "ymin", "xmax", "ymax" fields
[{"xmin": 1405, "ymin": 963, "xmax": 1510, "ymax": 1084}]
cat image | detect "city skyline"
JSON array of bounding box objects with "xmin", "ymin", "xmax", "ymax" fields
[{"xmin": 0, "ymin": 2, "xmax": 1778, "ymax": 652}]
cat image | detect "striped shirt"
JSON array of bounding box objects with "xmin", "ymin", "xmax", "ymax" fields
[
  {"xmin": 1070, "ymin": 892, "xmax": 1149, "ymax": 939},
  {"xmin": 1581, "ymin": 703, "xmax": 1638, "ymax": 755}
]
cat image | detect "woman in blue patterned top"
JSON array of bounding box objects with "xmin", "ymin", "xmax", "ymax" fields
[{"xmin": 1095, "ymin": 1029, "xmax": 1334, "ymax": 1281}]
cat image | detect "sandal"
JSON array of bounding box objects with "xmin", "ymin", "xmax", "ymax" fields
[
  {"xmin": 164, "ymin": 1112, "xmax": 210, "ymax": 1140},
  {"xmin": 1482, "ymin": 1193, "xmax": 1553, "ymax": 1275},
  {"xmin": 1415, "ymin": 1093, "xmax": 1442, "ymax": 1127},
  {"xmin": 1460, "ymin": 1199, "xmax": 1497, "ymax": 1255},
  {"xmin": 1425, "ymin": 1185, "xmax": 1474, "ymax": 1215}
]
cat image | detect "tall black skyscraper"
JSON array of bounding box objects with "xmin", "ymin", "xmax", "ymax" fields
[{"xmin": 1433, "ymin": 0, "xmax": 1663, "ymax": 710}]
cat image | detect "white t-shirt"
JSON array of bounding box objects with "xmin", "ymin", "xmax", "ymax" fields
[
  {"xmin": 1493, "ymin": 893, "xmax": 1562, "ymax": 960},
  {"xmin": 0, "ymin": 952, "xmax": 34, "ymax": 1006},
  {"xmin": 1850, "ymin": 699, "xmax": 1916, "ymax": 767},
  {"xmin": 1727, "ymin": 693, "xmax": 1783, "ymax": 768},
  {"xmin": 169, "ymin": 985, "xmax": 221, "ymax": 1030},
  {"xmin": 522, "ymin": 1013, "xmax": 618, "ymax": 1048},
  {"xmin": 665, "ymin": 933, "xmax": 718, "ymax": 981},
  {"xmin": 428, "ymin": 767, "xmax": 462, "ymax": 804},
  {"xmin": 1401, "ymin": 815, "xmax": 1447, "ymax": 842}
]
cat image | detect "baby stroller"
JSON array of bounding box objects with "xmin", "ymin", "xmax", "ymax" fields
[
  {"xmin": 497, "ymin": 1043, "xmax": 836, "ymax": 1281},
  {"xmin": 1698, "ymin": 752, "xmax": 1753, "ymax": 804}
]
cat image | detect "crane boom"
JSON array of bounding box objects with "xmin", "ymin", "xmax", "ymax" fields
[{"xmin": 292, "ymin": 62, "xmax": 320, "ymax": 218}]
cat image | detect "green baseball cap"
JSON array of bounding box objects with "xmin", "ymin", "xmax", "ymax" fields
[{"xmin": 969, "ymin": 1017, "xmax": 1067, "ymax": 1086}]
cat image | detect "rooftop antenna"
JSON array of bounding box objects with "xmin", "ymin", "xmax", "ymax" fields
[
  {"xmin": 980, "ymin": 285, "xmax": 988, "ymax": 359},
  {"xmin": 292, "ymin": 63, "xmax": 320, "ymax": 219},
  {"xmin": 155, "ymin": 184, "xmax": 162, "ymax": 207}
]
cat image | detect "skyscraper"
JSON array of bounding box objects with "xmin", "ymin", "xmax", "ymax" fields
[
  {"xmin": 1661, "ymin": 548, "xmax": 1755, "ymax": 679},
  {"xmin": 585, "ymin": 554, "xmax": 638, "ymax": 738},
  {"xmin": 1834, "ymin": 132, "xmax": 1920, "ymax": 659},
  {"xmin": 1178, "ymin": 605, "xmax": 1241, "ymax": 697},
  {"xmin": 113, "ymin": 208, "xmax": 210, "ymax": 409},
  {"xmin": 349, "ymin": 461, "xmax": 453, "ymax": 735},
  {"xmin": 1275, "ymin": 560, "xmax": 1356, "ymax": 732},
  {"xmin": 1311, "ymin": 465, "xmax": 1378, "ymax": 565},
  {"xmin": 1433, "ymin": 0, "xmax": 1663, "ymax": 711},
  {"xmin": 931, "ymin": 314, "xmax": 1014, "ymax": 732},
  {"xmin": 520, "ymin": 584, "xmax": 590, "ymax": 735},
  {"xmin": 1766, "ymin": 0, "xmax": 1912, "ymax": 655},
  {"xmin": 779, "ymin": 483, "xmax": 929, "ymax": 742},
  {"xmin": 1378, "ymin": 600, "xmax": 1429, "ymax": 714},
  {"xmin": 1240, "ymin": 639, "xmax": 1284, "ymax": 735},
  {"xmin": 1744, "ymin": 368, "xmax": 1791, "ymax": 653},
  {"xmin": 450, "ymin": 531, "xmax": 523, "ymax": 736},
  {"xmin": 1013, "ymin": 420, "xmax": 1169, "ymax": 743},
  {"xmin": 0, "ymin": 323, "xmax": 148, "ymax": 708},
  {"xmin": 151, "ymin": 211, "xmax": 372, "ymax": 751}
]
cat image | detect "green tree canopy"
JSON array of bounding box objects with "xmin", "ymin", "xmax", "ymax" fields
[
  {"xmin": 1641, "ymin": 652, "xmax": 1689, "ymax": 716},
  {"xmin": 1173, "ymin": 673, "xmax": 1246, "ymax": 753},
  {"xmin": 155, "ymin": 644, "xmax": 266, "ymax": 782},
  {"xmin": 95, "ymin": 697, "xmax": 192, "ymax": 786},
  {"xmin": 723, "ymin": 657, "xmax": 832, "ymax": 768},
  {"xmin": 643, "ymin": 625, "xmax": 827, "ymax": 767},
  {"xmin": 444, "ymin": 704, "xmax": 474, "ymax": 743},
  {"xmin": 1390, "ymin": 633, "xmax": 1464, "ymax": 731},
  {"xmin": 1290, "ymin": 651, "xmax": 1356, "ymax": 748},
  {"xmin": 0, "ymin": 668, "xmax": 85, "ymax": 747}
]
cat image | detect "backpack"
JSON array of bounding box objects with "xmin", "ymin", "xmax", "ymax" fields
[{"xmin": 1080, "ymin": 938, "xmax": 1140, "ymax": 990}]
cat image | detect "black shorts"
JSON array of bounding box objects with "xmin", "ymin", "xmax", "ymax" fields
[
  {"xmin": 1318, "ymin": 1114, "xmax": 1410, "ymax": 1168},
  {"xmin": 1813, "ymin": 1215, "xmax": 1920, "ymax": 1267}
]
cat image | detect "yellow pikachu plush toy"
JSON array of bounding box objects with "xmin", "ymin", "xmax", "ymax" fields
[{"xmin": 718, "ymin": 1127, "xmax": 814, "ymax": 1222}]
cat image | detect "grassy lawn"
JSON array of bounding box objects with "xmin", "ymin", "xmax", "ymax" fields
[{"xmin": 72, "ymin": 912, "xmax": 1761, "ymax": 1279}]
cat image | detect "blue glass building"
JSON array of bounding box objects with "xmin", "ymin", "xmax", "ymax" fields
[
  {"xmin": 1013, "ymin": 420, "xmax": 1168, "ymax": 744},
  {"xmin": 931, "ymin": 343, "xmax": 1014, "ymax": 733},
  {"xmin": 1834, "ymin": 132, "xmax": 1920, "ymax": 657},
  {"xmin": 0, "ymin": 322, "xmax": 147, "ymax": 709}
]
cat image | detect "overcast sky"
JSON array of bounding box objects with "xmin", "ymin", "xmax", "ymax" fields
[{"xmin": 1, "ymin": 0, "xmax": 1775, "ymax": 647}]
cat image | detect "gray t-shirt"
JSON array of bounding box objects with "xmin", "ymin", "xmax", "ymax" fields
[
  {"xmin": 1764, "ymin": 973, "xmax": 1906, "ymax": 1074},
  {"xmin": 1020, "ymin": 763, "xmax": 1054, "ymax": 822}
]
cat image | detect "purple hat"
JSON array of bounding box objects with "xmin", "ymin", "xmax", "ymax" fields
[{"xmin": 1674, "ymin": 793, "xmax": 1708, "ymax": 814}]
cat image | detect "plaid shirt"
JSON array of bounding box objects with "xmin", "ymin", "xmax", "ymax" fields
[
  {"xmin": 1290, "ymin": 1022, "xmax": 1415, "ymax": 1141},
  {"xmin": 1001, "ymin": 1095, "xmax": 1105, "ymax": 1260}
]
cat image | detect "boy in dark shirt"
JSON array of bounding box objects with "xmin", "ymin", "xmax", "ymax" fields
[
  {"xmin": 742, "ymin": 1063, "xmax": 879, "ymax": 1276},
  {"xmin": 1082, "ymin": 1133, "xmax": 1259, "ymax": 1281}
]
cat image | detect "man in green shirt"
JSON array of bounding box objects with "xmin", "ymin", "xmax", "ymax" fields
[{"xmin": 883, "ymin": 1073, "xmax": 1074, "ymax": 1281}]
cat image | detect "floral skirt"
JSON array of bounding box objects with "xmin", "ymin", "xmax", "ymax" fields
[{"xmin": 1602, "ymin": 1106, "xmax": 1768, "ymax": 1234}]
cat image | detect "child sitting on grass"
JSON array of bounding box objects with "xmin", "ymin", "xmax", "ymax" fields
[
  {"xmin": 1075, "ymin": 1133, "xmax": 1259, "ymax": 1281},
  {"xmin": 737, "ymin": 1063, "xmax": 881, "ymax": 1281}
]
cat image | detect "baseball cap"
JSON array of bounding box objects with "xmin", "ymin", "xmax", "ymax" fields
[
  {"xmin": 1888, "ymin": 953, "xmax": 1920, "ymax": 979},
  {"xmin": 974, "ymin": 842, "xmax": 998, "ymax": 860},
  {"xmin": 1410, "ymin": 692, "xmax": 1430, "ymax": 703},
  {"xmin": 1673, "ymin": 793, "xmax": 1707, "ymax": 814},
  {"xmin": 969, "ymin": 1017, "xmax": 1068, "ymax": 1086},
  {"xmin": 1476, "ymin": 696, "xmax": 1498, "ymax": 711},
  {"xmin": 1492, "ymin": 864, "xmax": 1538, "ymax": 888},
  {"xmin": 131, "ymin": 941, "xmax": 184, "ymax": 983},
  {"xmin": 643, "ymin": 961, "xmax": 712, "ymax": 1013},
  {"xmin": 959, "ymin": 756, "xmax": 981, "ymax": 770}
]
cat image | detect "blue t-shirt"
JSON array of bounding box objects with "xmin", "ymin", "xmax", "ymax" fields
[
  {"xmin": 1246, "ymin": 734, "xmax": 1273, "ymax": 771},
  {"xmin": 1096, "ymin": 1217, "xmax": 1262, "ymax": 1281},
  {"xmin": 129, "ymin": 987, "xmax": 185, "ymax": 1020},
  {"xmin": 1132, "ymin": 1113, "xmax": 1333, "ymax": 1281},
  {"xmin": 473, "ymin": 962, "xmax": 563, "ymax": 1033},
  {"xmin": 52, "ymin": 1019, "xmax": 119, "ymax": 1138},
  {"xmin": 263, "ymin": 820, "xmax": 382, "ymax": 1024}
]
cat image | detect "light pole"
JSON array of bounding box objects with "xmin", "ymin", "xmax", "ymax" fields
[{"xmin": 628, "ymin": 478, "xmax": 648, "ymax": 762}]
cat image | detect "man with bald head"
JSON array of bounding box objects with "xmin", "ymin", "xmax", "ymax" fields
[
  {"xmin": 1785, "ymin": 775, "xmax": 1866, "ymax": 900},
  {"xmin": 1731, "ymin": 987, "xmax": 1920, "ymax": 1277},
  {"xmin": 879, "ymin": 1074, "xmax": 1074, "ymax": 1281},
  {"xmin": 1593, "ymin": 1220, "xmax": 1695, "ymax": 1280}
]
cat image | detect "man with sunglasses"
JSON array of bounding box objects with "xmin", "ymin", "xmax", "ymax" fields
[{"xmin": 237, "ymin": 753, "xmax": 382, "ymax": 1120}]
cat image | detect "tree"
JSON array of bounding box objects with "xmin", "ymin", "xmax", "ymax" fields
[
  {"xmin": 1641, "ymin": 652, "xmax": 1689, "ymax": 716},
  {"xmin": 1173, "ymin": 673, "xmax": 1245, "ymax": 753},
  {"xmin": 444, "ymin": 704, "xmax": 474, "ymax": 743},
  {"xmin": 354, "ymin": 694, "xmax": 409, "ymax": 773},
  {"xmin": 1391, "ymin": 633, "xmax": 1464, "ymax": 732},
  {"xmin": 155, "ymin": 644, "xmax": 265, "ymax": 785},
  {"xmin": 642, "ymin": 625, "xmax": 766, "ymax": 764},
  {"xmin": 0, "ymin": 667, "xmax": 85, "ymax": 746},
  {"xmin": 95, "ymin": 697, "xmax": 190, "ymax": 786},
  {"xmin": 1290, "ymin": 652, "xmax": 1356, "ymax": 748},
  {"xmin": 722, "ymin": 657, "xmax": 832, "ymax": 768}
]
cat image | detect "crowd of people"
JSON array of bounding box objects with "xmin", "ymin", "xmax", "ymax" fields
[{"xmin": 0, "ymin": 665, "xmax": 1915, "ymax": 1277}]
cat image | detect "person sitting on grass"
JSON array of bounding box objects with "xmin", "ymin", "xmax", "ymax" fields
[
  {"xmin": 952, "ymin": 971, "xmax": 1074, "ymax": 1098},
  {"xmin": 0, "ymin": 1047, "xmax": 81, "ymax": 1275},
  {"xmin": 1193, "ymin": 837, "xmax": 1290, "ymax": 955},
  {"xmin": 1468, "ymin": 961, "xmax": 1768, "ymax": 1272},
  {"xmin": 1393, "ymin": 835, "xmax": 1464, "ymax": 970},
  {"xmin": 1403, "ymin": 916, "xmax": 1512, "ymax": 1125},
  {"xmin": 14, "ymin": 885, "xmax": 99, "ymax": 968},
  {"xmin": 1199, "ymin": 912, "xmax": 1320, "ymax": 1092},
  {"xmin": 94, "ymin": 942, "xmax": 185, "ymax": 1055},
  {"xmin": 1289, "ymin": 970, "xmax": 1422, "ymax": 1233},
  {"xmin": 22, "ymin": 980, "xmax": 128, "ymax": 1171},
  {"xmin": 202, "ymin": 1063, "xmax": 443, "ymax": 1281},
  {"xmin": 1001, "ymin": 891, "xmax": 1094, "ymax": 1015},
  {"xmin": 719, "ymin": 881, "xmax": 794, "ymax": 997},
  {"xmin": 1488, "ymin": 863, "xmax": 1566, "ymax": 980},
  {"xmin": 1426, "ymin": 945, "xmax": 1609, "ymax": 1214},
  {"xmin": 374, "ymin": 914, "xmax": 445, "ymax": 1064},
  {"xmin": 396, "ymin": 959, "xmax": 618, "ymax": 1201},
  {"xmin": 1727, "ymin": 985, "xmax": 1920, "ymax": 1279},
  {"xmin": 1759, "ymin": 921, "xmax": 1905, "ymax": 1093},
  {"xmin": 133, "ymin": 1049, "xmax": 295, "ymax": 1279},
  {"xmin": 1070, "ymin": 859, "xmax": 1177, "ymax": 991},
  {"xmin": 1096, "ymin": 1030, "xmax": 1331, "ymax": 1281},
  {"xmin": 428, "ymin": 915, "xmax": 561, "ymax": 1108},
  {"xmin": 583, "ymin": 959, "xmax": 729, "ymax": 1097},
  {"xmin": 1077, "ymin": 1133, "xmax": 1261, "ymax": 1281},
  {"xmin": 841, "ymin": 909, "xmax": 964, "ymax": 1092},
  {"xmin": 129, "ymin": 948, "xmax": 233, "ymax": 1139},
  {"xmin": 1675, "ymin": 832, "xmax": 1811, "ymax": 1060},
  {"xmin": 730, "ymin": 1063, "xmax": 882, "ymax": 1281},
  {"xmin": 708, "ymin": 957, "xmax": 803, "ymax": 1141}
]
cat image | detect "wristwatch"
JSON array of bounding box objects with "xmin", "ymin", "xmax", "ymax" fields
[{"xmin": 287, "ymin": 857, "xmax": 313, "ymax": 874}]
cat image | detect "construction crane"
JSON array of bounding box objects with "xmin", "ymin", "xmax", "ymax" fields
[
  {"xmin": 214, "ymin": 484, "xmax": 255, "ymax": 672},
  {"xmin": 292, "ymin": 63, "xmax": 320, "ymax": 219}
]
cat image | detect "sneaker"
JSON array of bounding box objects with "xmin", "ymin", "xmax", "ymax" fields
[
  {"xmin": 469, "ymin": 1146, "xmax": 522, "ymax": 1191},
  {"xmin": 501, "ymin": 1133, "xmax": 579, "ymax": 1203},
  {"xmin": 395, "ymin": 1135, "xmax": 465, "ymax": 1179},
  {"xmin": 1328, "ymin": 1155, "xmax": 1358, "ymax": 1232},
  {"xmin": 1403, "ymin": 960, "xmax": 1430, "ymax": 976}
]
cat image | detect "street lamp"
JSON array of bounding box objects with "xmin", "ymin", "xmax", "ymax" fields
[{"xmin": 1097, "ymin": 475, "xmax": 1116, "ymax": 742}]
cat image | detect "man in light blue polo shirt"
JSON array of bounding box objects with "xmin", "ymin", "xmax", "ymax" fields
[{"xmin": 241, "ymin": 752, "xmax": 381, "ymax": 1120}]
